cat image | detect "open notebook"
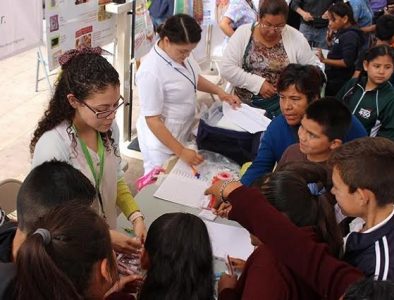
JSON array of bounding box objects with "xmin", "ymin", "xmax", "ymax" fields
[{"xmin": 153, "ymin": 159, "xmax": 211, "ymax": 208}]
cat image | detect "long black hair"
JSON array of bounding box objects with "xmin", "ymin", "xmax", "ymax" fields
[
  {"xmin": 139, "ymin": 213, "xmax": 214, "ymax": 300},
  {"xmin": 30, "ymin": 48, "xmax": 120, "ymax": 155},
  {"xmin": 260, "ymin": 161, "xmax": 343, "ymax": 258},
  {"xmin": 14, "ymin": 204, "xmax": 117, "ymax": 300}
]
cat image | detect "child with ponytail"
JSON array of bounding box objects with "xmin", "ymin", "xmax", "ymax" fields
[{"xmin": 337, "ymin": 44, "xmax": 394, "ymax": 140}]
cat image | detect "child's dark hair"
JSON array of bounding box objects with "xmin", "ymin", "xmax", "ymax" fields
[
  {"xmin": 14, "ymin": 204, "xmax": 118, "ymax": 300},
  {"xmin": 344, "ymin": 278, "xmax": 394, "ymax": 300},
  {"xmin": 376, "ymin": 15, "xmax": 394, "ymax": 42},
  {"xmin": 342, "ymin": 44, "xmax": 394, "ymax": 103},
  {"xmin": 277, "ymin": 64, "xmax": 324, "ymax": 103},
  {"xmin": 157, "ymin": 14, "xmax": 202, "ymax": 44},
  {"xmin": 329, "ymin": 137, "xmax": 394, "ymax": 207},
  {"xmin": 140, "ymin": 212, "xmax": 214, "ymax": 300},
  {"xmin": 328, "ymin": 2, "xmax": 356, "ymax": 25},
  {"xmin": 30, "ymin": 48, "xmax": 120, "ymax": 155},
  {"xmin": 259, "ymin": 0, "xmax": 289, "ymax": 19},
  {"xmin": 261, "ymin": 161, "xmax": 343, "ymax": 257},
  {"xmin": 305, "ymin": 97, "xmax": 352, "ymax": 141},
  {"xmin": 17, "ymin": 160, "xmax": 96, "ymax": 233}
]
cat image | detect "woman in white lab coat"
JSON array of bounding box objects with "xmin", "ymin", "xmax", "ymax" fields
[{"xmin": 136, "ymin": 14, "xmax": 240, "ymax": 174}]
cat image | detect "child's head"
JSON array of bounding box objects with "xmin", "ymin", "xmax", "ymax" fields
[
  {"xmin": 277, "ymin": 64, "xmax": 324, "ymax": 126},
  {"xmin": 15, "ymin": 204, "xmax": 117, "ymax": 300},
  {"xmin": 329, "ymin": 137, "xmax": 394, "ymax": 217},
  {"xmin": 344, "ymin": 278, "xmax": 394, "ymax": 300},
  {"xmin": 140, "ymin": 213, "xmax": 214, "ymax": 299},
  {"xmin": 363, "ymin": 44, "xmax": 394, "ymax": 87},
  {"xmin": 30, "ymin": 47, "xmax": 121, "ymax": 154},
  {"xmin": 298, "ymin": 98, "xmax": 351, "ymax": 161},
  {"xmin": 328, "ymin": 2, "xmax": 355, "ymax": 31},
  {"xmin": 157, "ymin": 14, "xmax": 202, "ymax": 64},
  {"xmin": 376, "ymin": 15, "xmax": 394, "ymax": 44},
  {"xmin": 17, "ymin": 160, "xmax": 96, "ymax": 234},
  {"xmin": 261, "ymin": 161, "xmax": 343, "ymax": 257}
]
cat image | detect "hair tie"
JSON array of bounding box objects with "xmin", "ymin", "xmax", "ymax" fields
[
  {"xmin": 58, "ymin": 47, "xmax": 109, "ymax": 67},
  {"xmin": 307, "ymin": 183, "xmax": 326, "ymax": 196},
  {"xmin": 33, "ymin": 228, "xmax": 51, "ymax": 245}
]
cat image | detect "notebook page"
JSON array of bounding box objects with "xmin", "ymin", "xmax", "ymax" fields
[
  {"xmin": 204, "ymin": 220, "xmax": 254, "ymax": 261},
  {"xmin": 154, "ymin": 160, "xmax": 210, "ymax": 208}
]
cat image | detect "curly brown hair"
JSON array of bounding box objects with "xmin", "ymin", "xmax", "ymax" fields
[{"xmin": 30, "ymin": 52, "xmax": 120, "ymax": 155}]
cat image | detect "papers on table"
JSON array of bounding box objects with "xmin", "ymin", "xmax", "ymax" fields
[
  {"xmin": 153, "ymin": 159, "xmax": 210, "ymax": 208},
  {"xmin": 222, "ymin": 102, "xmax": 271, "ymax": 133},
  {"xmin": 204, "ymin": 220, "xmax": 254, "ymax": 261}
]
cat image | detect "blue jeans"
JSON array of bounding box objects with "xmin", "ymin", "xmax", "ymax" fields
[{"xmin": 299, "ymin": 23, "xmax": 328, "ymax": 49}]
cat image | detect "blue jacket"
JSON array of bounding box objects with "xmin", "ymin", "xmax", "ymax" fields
[
  {"xmin": 240, "ymin": 115, "xmax": 368, "ymax": 186},
  {"xmin": 345, "ymin": 212, "xmax": 394, "ymax": 280}
]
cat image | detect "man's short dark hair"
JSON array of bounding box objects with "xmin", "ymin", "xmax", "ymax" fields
[
  {"xmin": 329, "ymin": 137, "xmax": 394, "ymax": 206},
  {"xmin": 17, "ymin": 160, "xmax": 95, "ymax": 232},
  {"xmin": 305, "ymin": 97, "xmax": 352, "ymax": 141},
  {"xmin": 376, "ymin": 15, "xmax": 394, "ymax": 42}
]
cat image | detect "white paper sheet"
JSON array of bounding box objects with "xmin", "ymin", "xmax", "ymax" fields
[
  {"xmin": 153, "ymin": 160, "xmax": 210, "ymax": 208},
  {"xmin": 204, "ymin": 220, "xmax": 254, "ymax": 261},
  {"xmin": 222, "ymin": 102, "xmax": 271, "ymax": 133}
]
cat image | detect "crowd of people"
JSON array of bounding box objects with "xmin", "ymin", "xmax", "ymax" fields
[{"xmin": 1, "ymin": 0, "xmax": 394, "ymax": 299}]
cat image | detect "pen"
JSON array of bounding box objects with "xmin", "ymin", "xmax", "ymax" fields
[
  {"xmin": 191, "ymin": 165, "xmax": 200, "ymax": 179},
  {"xmin": 227, "ymin": 255, "xmax": 234, "ymax": 276}
]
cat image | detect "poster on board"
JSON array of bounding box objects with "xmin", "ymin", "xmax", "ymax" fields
[
  {"xmin": 45, "ymin": 0, "xmax": 116, "ymax": 70},
  {"xmin": 134, "ymin": 0, "xmax": 155, "ymax": 60},
  {"xmin": 0, "ymin": 0, "xmax": 42, "ymax": 60}
]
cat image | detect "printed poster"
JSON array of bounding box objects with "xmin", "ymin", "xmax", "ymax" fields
[
  {"xmin": 0, "ymin": 0, "xmax": 42, "ymax": 60},
  {"xmin": 45, "ymin": 0, "xmax": 116, "ymax": 70},
  {"xmin": 134, "ymin": 0, "xmax": 155, "ymax": 60}
]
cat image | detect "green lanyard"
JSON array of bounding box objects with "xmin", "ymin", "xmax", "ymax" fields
[{"xmin": 75, "ymin": 126, "xmax": 106, "ymax": 218}]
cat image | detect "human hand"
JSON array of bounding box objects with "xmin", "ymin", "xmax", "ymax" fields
[
  {"xmin": 218, "ymin": 91, "xmax": 242, "ymax": 109},
  {"xmin": 259, "ymin": 81, "xmax": 277, "ymax": 98},
  {"xmin": 132, "ymin": 217, "xmax": 147, "ymax": 241},
  {"xmin": 179, "ymin": 148, "xmax": 204, "ymax": 166},
  {"xmin": 204, "ymin": 180, "xmax": 242, "ymax": 209},
  {"xmin": 110, "ymin": 230, "xmax": 142, "ymax": 255},
  {"xmin": 213, "ymin": 202, "xmax": 232, "ymax": 218},
  {"xmin": 302, "ymin": 11, "xmax": 314, "ymax": 22},
  {"xmin": 218, "ymin": 273, "xmax": 238, "ymax": 294},
  {"xmin": 228, "ymin": 256, "xmax": 246, "ymax": 272},
  {"xmin": 315, "ymin": 48, "xmax": 325, "ymax": 63},
  {"xmin": 105, "ymin": 274, "xmax": 144, "ymax": 297}
]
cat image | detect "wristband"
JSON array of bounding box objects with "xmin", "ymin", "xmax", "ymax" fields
[
  {"xmin": 219, "ymin": 179, "xmax": 239, "ymax": 203},
  {"xmin": 129, "ymin": 211, "xmax": 144, "ymax": 225}
]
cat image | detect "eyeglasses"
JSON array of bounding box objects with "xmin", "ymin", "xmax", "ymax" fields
[
  {"xmin": 82, "ymin": 95, "xmax": 126, "ymax": 119},
  {"xmin": 259, "ymin": 22, "xmax": 285, "ymax": 32}
]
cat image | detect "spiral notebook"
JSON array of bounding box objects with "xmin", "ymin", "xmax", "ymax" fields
[{"xmin": 153, "ymin": 159, "xmax": 211, "ymax": 208}]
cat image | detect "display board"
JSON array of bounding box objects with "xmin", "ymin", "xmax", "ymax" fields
[
  {"xmin": 45, "ymin": 0, "xmax": 116, "ymax": 70},
  {"xmin": 0, "ymin": 0, "xmax": 42, "ymax": 60}
]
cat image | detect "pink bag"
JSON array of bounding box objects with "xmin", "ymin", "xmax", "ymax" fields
[{"xmin": 136, "ymin": 166, "xmax": 165, "ymax": 191}]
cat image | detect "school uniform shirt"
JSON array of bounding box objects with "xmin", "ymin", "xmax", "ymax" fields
[
  {"xmin": 343, "ymin": 207, "xmax": 394, "ymax": 280},
  {"xmin": 32, "ymin": 122, "xmax": 124, "ymax": 229},
  {"xmin": 337, "ymin": 77, "xmax": 394, "ymax": 140},
  {"xmin": 325, "ymin": 26, "xmax": 365, "ymax": 84},
  {"xmin": 219, "ymin": 228, "xmax": 321, "ymax": 300},
  {"xmin": 240, "ymin": 114, "xmax": 367, "ymax": 186},
  {"xmin": 227, "ymin": 186, "xmax": 364, "ymax": 300},
  {"xmin": 136, "ymin": 41, "xmax": 201, "ymax": 174}
]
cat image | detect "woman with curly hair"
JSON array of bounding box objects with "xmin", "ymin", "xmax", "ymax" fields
[{"xmin": 30, "ymin": 47, "xmax": 146, "ymax": 249}]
